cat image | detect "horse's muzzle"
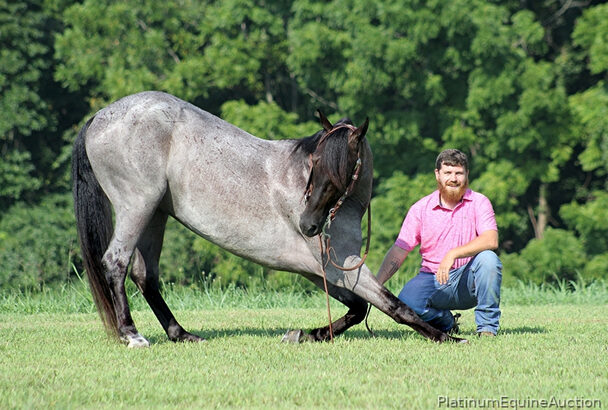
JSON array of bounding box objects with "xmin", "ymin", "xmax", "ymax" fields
[{"xmin": 299, "ymin": 217, "xmax": 322, "ymax": 237}]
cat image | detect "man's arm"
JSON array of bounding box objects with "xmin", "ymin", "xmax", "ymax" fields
[
  {"xmin": 376, "ymin": 244, "xmax": 409, "ymax": 285},
  {"xmin": 435, "ymin": 229, "xmax": 498, "ymax": 285}
]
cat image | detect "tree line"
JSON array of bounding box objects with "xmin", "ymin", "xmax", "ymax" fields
[{"xmin": 1, "ymin": 0, "xmax": 607, "ymax": 291}]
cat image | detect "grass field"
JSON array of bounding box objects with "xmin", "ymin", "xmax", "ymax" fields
[{"xmin": 1, "ymin": 283, "xmax": 607, "ymax": 408}]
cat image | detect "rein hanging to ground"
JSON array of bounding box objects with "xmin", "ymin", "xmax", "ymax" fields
[
  {"xmin": 319, "ymin": 203, "xmax": 374, "ymax": 343},
  {"xmin": 309, "ymin": 129, "xmax": 374, "ymax": 343}
]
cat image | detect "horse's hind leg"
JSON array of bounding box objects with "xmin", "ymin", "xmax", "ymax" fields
[
  {"xmin": 130, "ymin": 211, "xmax": 204, "ymax": 343},
  {"xmin": 282, "ymin": 274, "xmax": 368, "ymax": 343},
  {"xmin": 102, "ymin": 215, "xmax": 152, "ymax": 348}
]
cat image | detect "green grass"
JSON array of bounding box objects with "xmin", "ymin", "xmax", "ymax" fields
[{"xmin": 0, "ymin": 283, "xmax": 607, "ymax": 408}]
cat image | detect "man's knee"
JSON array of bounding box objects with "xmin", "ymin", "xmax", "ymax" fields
[
  {"xmin": 474, "ymin": 250, "xmax": 501, "ymax": 269},
  {"xmin": 472, "ymin": 250, "xmax": 502, "ymax": 284}
]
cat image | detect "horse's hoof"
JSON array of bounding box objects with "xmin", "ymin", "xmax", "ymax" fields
[
  {"xmin": 449, "ymin": 335, "xmax": 469, "ymax": 344},
  {"xmin": 281, "ymin": 329, "xmax": 303, "ymax": 343},
  {"xmin": 282, "ymin": 329, "xmax": 313, "ymax": 343},
  {"xmin": 180, "ymin": 333, "xmax": 206, "ymax": 343},
  {"xmin": 122, "ymin": 333, "xmax": 150, "ymax": 348}
]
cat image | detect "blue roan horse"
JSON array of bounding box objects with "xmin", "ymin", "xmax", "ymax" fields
[{"xmin": 72, "ymin": 91, "xmax": 463, "ymax": 347}]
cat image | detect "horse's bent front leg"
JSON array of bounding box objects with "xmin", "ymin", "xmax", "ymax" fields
[
  {"xmin": 375, "ymin": 286, "xmax": 452, "ymax": 342},
  {"xmin": 335, "ymin": 257, "xmax": 467, "ymax": 343},
  {"xmin": 310, "ymin": 304, "xmax": 367, "ymax": 341},
  {"xmin": 282, "ymin": 274, "xmax": 368, "ymax": 343}
]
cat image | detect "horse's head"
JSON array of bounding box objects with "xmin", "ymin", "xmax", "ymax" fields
[{"xmin": 299, "ymin": 110, "xmax": 369, "ymax": 237}]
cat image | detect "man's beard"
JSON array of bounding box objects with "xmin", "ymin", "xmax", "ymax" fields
[{"xmin": 438, "ymin": 180, "xmax": 468, "ymax": 203}]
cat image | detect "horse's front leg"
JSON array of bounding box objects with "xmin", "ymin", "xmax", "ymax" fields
[
  {"xmin": 336, "ymin": 256, "xmax": 467, "ymax": 343},
  {"xmin": 282, "ymin": 276, "xmax": 368, "ymax": 343}
]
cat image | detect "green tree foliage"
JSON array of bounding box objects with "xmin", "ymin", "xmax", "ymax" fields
[
  {"xmin": 0, "ymin": 1, "xmax": 84, "ymax": 208},
  {"xmin": 0, "ymin": 194, "xmax": 78, "ymax": 290},
  {"xmin": 285, "ymin": 1, "xmax": 602, "ymax": 252},
  {"xmin": 560, "ymin": 191, "xmax": 608, "ymax": 256},
  {"xmin": 1, "ymin": 0, "xmax": 607, "ymax": 290},
  {"xmin": 54, "ymin": 0, "xmax": 293, "ymax": 112},
  {"xmin": 569, "ymin": 4, "xmax": 608, "ymax": 185},
  {"xmin": 500, "ymin": 228, "xmax": 587, "ymax": 286},
  {"xmin": 220, "ymin": 99, "xmax": 317, "ymax": 141},
  {"xmin": 1, "ymin": 1, "xmax": 49, "ymax": 205}
]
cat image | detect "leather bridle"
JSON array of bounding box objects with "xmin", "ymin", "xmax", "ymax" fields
[{"xmin": 303, "ymin": 123, "xmax": 358, "ymax": 206}]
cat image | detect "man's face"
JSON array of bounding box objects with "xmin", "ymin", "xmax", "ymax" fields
[{"xmin": 435, "ymin": 164, "xmax": 468, "ymax": 203}]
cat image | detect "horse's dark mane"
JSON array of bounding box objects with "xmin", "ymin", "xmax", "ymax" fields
[
  {"xmin": 292, "ymin": 118, "xmax": 353, "ymax": 155},
  {"xmin": 292, "ymin": 129, "xmax": 324, "ymax": 156},
  {"xmin": 293, "ymin": 118, "xmax": 354, "ymax": 191}
]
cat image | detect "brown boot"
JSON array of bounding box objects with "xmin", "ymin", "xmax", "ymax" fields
[{"xmin": 477, "ymin": 331, "xmax": 496, "ymax": 337}]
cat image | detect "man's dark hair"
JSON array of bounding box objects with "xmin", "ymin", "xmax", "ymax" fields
[{"xmin": 435, "ymin": 149, "xmax": 469, "ymax": 172}]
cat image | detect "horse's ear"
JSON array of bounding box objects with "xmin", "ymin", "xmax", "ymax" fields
[
  {"xmin": 316, "ymin": 109, "xmax": 333, "ymax": 131},
  {"xmin": 349, "ymin": 117, "xmax": 369, "ymax": 147}
]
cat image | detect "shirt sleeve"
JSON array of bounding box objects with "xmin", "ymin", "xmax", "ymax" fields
[
  {"xmin": 395, "ymin": 202, "xmax": 422, "ymax": 251},
  {"xmin": 475, "ymin": 194, "xmax": 498, "ymax": 234}
]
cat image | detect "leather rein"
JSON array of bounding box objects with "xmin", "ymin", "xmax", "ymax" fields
[{"xmin": 304, "ymin": 124, "xmax": 374, "ymax": 342}]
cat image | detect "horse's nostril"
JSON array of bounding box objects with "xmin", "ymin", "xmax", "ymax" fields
[
  {"xmin": 306, "ymin": 225, "xmax": 318, "ymax": 236},
  {"xmin": 299, "ymin": 219, "xmax": 318, "ymax": 237}
]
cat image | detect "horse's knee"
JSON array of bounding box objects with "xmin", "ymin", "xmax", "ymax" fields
[
  {"xmin": 395, "ymin": 303, "xmax": 424, "ymax": 324},
  {"xmin": 347, "ymin": 301, "xmax": 368, "ymax": 325}
]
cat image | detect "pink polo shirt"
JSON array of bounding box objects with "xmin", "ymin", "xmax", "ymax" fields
[{"xmin": 395, "ymin": 189, "xmax": 497, "ymax": 274}]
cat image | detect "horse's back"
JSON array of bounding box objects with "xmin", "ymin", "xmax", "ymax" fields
[
  {"xmin": 88, "ymin": 91, "xmax": 256, "ymax": 149},
  {"xmin": 85, "ymin": 91, "xmax": 277, "ymax": 201},
  {"xmin": 83, "ymin": 92, "xmax": 314, "ymax": 270}
]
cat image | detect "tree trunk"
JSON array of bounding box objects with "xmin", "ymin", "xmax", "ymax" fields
[{"xmin": 528, "ymin": 183, "xmax": 549, "ymax": 240}]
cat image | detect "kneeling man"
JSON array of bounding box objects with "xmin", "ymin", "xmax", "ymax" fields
[{"xmin": 376, "ymin": 149, "xmax": 502, "ymax": 336}]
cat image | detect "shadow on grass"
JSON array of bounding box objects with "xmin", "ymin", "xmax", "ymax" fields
[
  {"xmin": 142, "ymin": 324, "xmax": 548, "ymax": 345},
  {"xmin": 498, "ymin": 326, "xmax": 547, "ymax": 335},
  {"xmin": 448, "ymin": 326, "xmax": 548, "ymax": 338},
  {"xmin": 144, "ymin": 326, "xmax": 425, "ymax": 345}
]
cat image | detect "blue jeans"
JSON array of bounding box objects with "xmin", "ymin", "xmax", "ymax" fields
[{"xmin": 397, "ymin": 250, "xmax": 502, "ymax": 335}]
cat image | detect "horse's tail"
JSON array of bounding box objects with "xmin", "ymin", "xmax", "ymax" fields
[{"xmin": 72, "ymin": 117, "xmax": 119, "ymax": 338}]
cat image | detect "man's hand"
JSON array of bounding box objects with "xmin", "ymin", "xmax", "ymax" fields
[
  {"xmin": 436, "ymin": 251, "xmax": 456, "ymax": 285},
  {"xmin": 435, "ymin": 230, "xmax": 498, "ymax": 285}
]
